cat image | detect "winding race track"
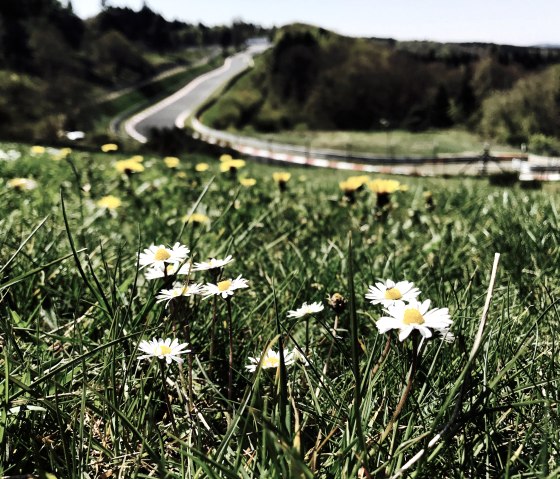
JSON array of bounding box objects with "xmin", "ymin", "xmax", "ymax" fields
[{"xmin": 124, "ymin": 46, "xmax": 265, "ymax": 143}]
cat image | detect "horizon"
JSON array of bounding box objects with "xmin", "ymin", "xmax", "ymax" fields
[{"xmin": 68, "ymin": 0, "xmax": 560, "ymax": 48}]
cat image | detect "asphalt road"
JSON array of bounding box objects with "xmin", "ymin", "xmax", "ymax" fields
[{"xmin": 124, "ymin": 45, "xmax": 268, "ymax": 143}]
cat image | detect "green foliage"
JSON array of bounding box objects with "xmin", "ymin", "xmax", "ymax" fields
[
  {"xmin": 480, "ymin": 65, "xmax": 560, "ymax": 146},
  {"xmin": 0, "ymin": 142, "xmax": 558, "ymax": 477}
]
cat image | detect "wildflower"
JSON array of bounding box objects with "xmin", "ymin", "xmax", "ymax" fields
[
  {"xmin": 240, "ymin": 177, "xmax": 257, "ymax": 187},
  {"xmin": 164, "ymin": 156, "xmax": 180, "ymax": 168},
  {"xmin": 138, "ymin": 243, "xmax": 190, "ymax": 270},
  {"xmin": 366, "ymin": 280, "xmax": 420, "ymax": 307},
  {"xmin": 156, "ymin": 283, "xmax": 203, "ymax": 307},
  {"xmin": 245, "ymin": 349, "xmax": 295, "ymax": 372},
  {"xmin": 287, "ymin": 301, "xmax": 324, "ymax": 319},
  {"xmin": 273, "ymin": 172, "xmax": 291, "ymax": 192},
  {"xmin": 137, "ymin": 338, "xmax": 190, "ymax": 364},
  {"xmin": 195, "ymin": 162, "xmax": 209, "ymax": 172},
  {"xmin": 368, "ymin": 179, "xmax": 403, "ymax": 194},
  {"xmin": 115, "ymin": 159, "xmax": 145, "ymax": 174},
  {"xmin": 144, "ymin": 262, "xmax": 191, "ymax": 280},
  {"xmin": 7, "ymin": 178, "xmax": 38, "ymax": 191},
  {"xmin": 327, "ymin": 292, "xmax": 347, "ymax": 314},
  {"xmin": 219, "ymin": 154, "xmax": 233, "ymax": 162},
  {"xmin": 183, "ymin": 213, "xmax": 210, "ymax": 224},
  {"xmin": 193, "ymin": 255, "xmax": 233, "ymax": 271},
  {"xmin": 101, "ymin": 143, "xmax": 118, "ymax": 153},
  {"xmin": 340, "ymin": 175, "xmax": 369, "ymax": 196},
  {"xmin": 202, "ymin": 275, "xmax": 248, "ymax": 299},
  {"xmin": 219, "ymin": 159, "xmax": 246, "ymax": 173},
  {"xmin": 130, "ymin": 155, "xmax": 143, "ymax": 163},
  {"xmin": 376, "ymin": 299, "xmax": 452, "ymax": 341},
  {"xmin": 368, "ymin": 178, "xmax": 405, "ymax": 209},
  {"xmin": 30, "ymin": 145, "xmax": 46, "ymax": 155},
  {"xmin": 96, "ymin": 195, "xmax": 121, "ymax": 210}
]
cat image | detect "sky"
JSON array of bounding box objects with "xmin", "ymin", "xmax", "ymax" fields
[{"xmin": 70, "ymin": 0, "xmax": 560, "ymax": 47}]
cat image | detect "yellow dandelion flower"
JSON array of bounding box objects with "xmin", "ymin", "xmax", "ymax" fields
[
  {"xmin": 96, "ymin": 195, "xmax": 122, "ymax": 210},
  {"xmin": 30, "ymin": 145, "xmax": 46, "ymax": 155},
  {"xmin": 164, "ymin": 156, "xmax": 180, "ymax": 168},
  {"xmin": 219, "ymin": 154, "xmax": 233, "ymax": 162},
  {"xmin": 273, "ymin": 172, "xmax": 291, "ymax": 183},
  {"xmin": 240, "ymin": 177, "xmax": 257, "ymax": 187},
  {"xmin": 115, "ymin": 159, "xmax": 145, "ymax": 174},
  {"xmin": 182, "ymin": 212, "xmax": 210, "ymax": 224},
  {"xmin": 129, "ymin": 155, "xmax": 143, "ymax": 163},
  {"xmin": 176, "ymin": 171, "xmax": 187, "ymax": 178},
  {"xmin": 220, "ymin": 159, "xmax": 246, "ymax": 173},
  {"xmin": 367, "ymin": 179, "xmax": 402, "ymax": 194},
  {"xmin": 195, "ymin": 162, "xmax": 209, "ymax": 172},
  {"xmin": 101, "ymin": 143, "xmax": 118, "ymax": 153}
]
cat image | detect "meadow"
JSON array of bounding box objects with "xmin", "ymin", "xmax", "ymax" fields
[{"xmin": 0, "ymin": 143, "xmax": 558, "ymax": 478}]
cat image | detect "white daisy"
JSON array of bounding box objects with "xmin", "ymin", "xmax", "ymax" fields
[
  {"xmin": 192, "ymin": 255, "xmax": 234, "ymax": 271},
  {"xmin": 366, "ymin": 279, "xmax": 420, "ymax": 307},
  {"xmin": 287, "ymin": 301, "xmax": 324, "ymax": 318},
  {"xmin": 137, "ymin": 338, "xmax": 190, "ymax": 364},
  {"xmin": 245, "ymin": 349, "xmax": 295, "ymax": 372},
  {"xmin": 138, "ymin": 242, "xmax": 190, "ymax": 270},
  {"xmin": 376, "ymin": 299, "xmax": 452, "ymax": 342},
  {"xmin": 202, "ymin": 275, "xmax": 249, "ymax": 299},
  {"xmin": 437, "ymin": 328, "xmax": 455, "ymax": 343},
  {"xmin": 144, "ymin": 262, "xmax": 191, "ymax": 280},
  {"xmin": 156, "ymin": 283, "xmax": 203, "ymax": 307}
]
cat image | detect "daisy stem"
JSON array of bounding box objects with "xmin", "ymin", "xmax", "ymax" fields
[
  {"xmin": 379, "ymin": 334, "xmax": 419, "ymax": 444},
  {"xmin": 305, "ymin": 317, "xmax": 309, "ymax": 355},
  {"xmin": 159, "ymin": 360, "xmax": 179, "ymax": 437},
  {"xmin": 210, "ymin": 295, "xmax": 217, "ymax": 360},
  {"xmin": 226, "ymin": 298, "xmax": 234, "ymax": 407},
  {"xmin": 186, "ymin": 317, "xmax": 193, "ymax": 413}
]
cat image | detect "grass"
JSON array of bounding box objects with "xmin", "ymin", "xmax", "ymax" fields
[
  {"xmin": 0, "ymin": 141, "xmax": 559, "ymax": 478},
  {"xmin": 243, "ymin": 129, "xmax": 520, "ymax": 156}
]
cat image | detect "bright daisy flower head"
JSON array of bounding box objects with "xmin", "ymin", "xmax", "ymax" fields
[
  {"xmin": 376, "ymin": 299, "xmax": 452, "ymax": 342},
  {"xmin": 245, "ymin": 348, "xmax": 295, "ymax": 372},
  {"xmin": 138, "ymin": 242, "xmax": 190, "ymax": 270},
  {"xmin": 137, "ymin": 338, "xmax": 190, "ymax": 364},
  {"xmin": 193, "ymin": 255, "xmax": 233, "ymax": 271},
  {"xmin": 287, "ymin": 301, "xmax": 324, "ymax": 319},
  {"xmin": 156, "ymin": 283, "xmax": 203, "ymax": 307},
  {"xmin": 366, "ymin": 279, "xmax": 420, "ymax": 307},
  {"xmin": 202, "ymin": 274, "xmax": 248, "ymax": 299},
  {"xmin": 144, "ymin": 262, "xmax": 191, "ymax": 280}
]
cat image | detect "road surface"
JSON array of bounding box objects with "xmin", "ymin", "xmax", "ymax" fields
[{"xmin": 124, "ymin": 45, "xmax": 267, "ymax": 143}]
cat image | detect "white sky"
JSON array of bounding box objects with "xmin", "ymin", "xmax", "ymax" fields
[{"xmin": 69, "ymin": 0, "xmax": 560, "ymax": 46}]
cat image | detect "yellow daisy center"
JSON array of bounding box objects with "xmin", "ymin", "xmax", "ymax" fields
[
  {"xmin": 158, "ymin": 345, "xmax": 172, "ymax": 355},
  {"xmin": 218, "ymin": 279, "xmax": 232, "ymax": 292},
  {"xmin": 154, "ymin": 248, "xmax": 171, "ymax": 261},
  {"xmin": 262, "ymin": 356, "xmax": 280, "ymax": 368},
  {"xmin": 403, "ymin": 308, "xmax": 425, "ymax": 325},
  {"xmin": 384, "ymin": 287, "xmax": 403, "ymax": 300}
]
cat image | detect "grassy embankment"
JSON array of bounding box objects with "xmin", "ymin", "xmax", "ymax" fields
[{"xmin": 0, "ymin": 143, "xmax": 558, "ymax": 478}]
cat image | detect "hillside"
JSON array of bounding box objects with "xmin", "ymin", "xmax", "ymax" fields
[
  {"xmin": 202, "ymin": 24, "xmax": 560, "ymax": 144},
  {"xmin": 0, "ymin": 0, "xmax": 270, "ymax": 142}
]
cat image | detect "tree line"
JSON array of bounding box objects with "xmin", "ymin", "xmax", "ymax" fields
[{"xmin": 205, "ymin": 24, "xmax": 560, "ymax": 151}]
